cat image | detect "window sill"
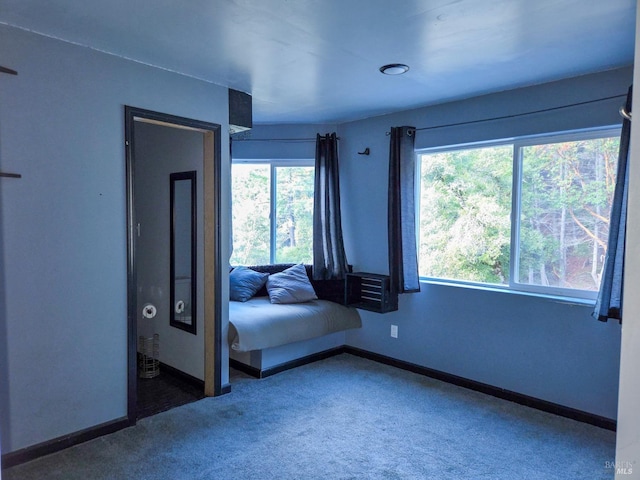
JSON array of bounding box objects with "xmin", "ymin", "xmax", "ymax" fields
[{"xmin": 419, "ymin": 278, "xmax": 596, "ymax": 307}]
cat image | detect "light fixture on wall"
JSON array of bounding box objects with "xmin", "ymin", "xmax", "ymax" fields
[{"xmin": 379, "ymin": 63, "xmax": 409, "ymax": 75}]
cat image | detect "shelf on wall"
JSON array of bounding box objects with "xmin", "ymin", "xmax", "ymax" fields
[{"xmin": 346, "ymin": 272, "xmax": 398, "ymax": 313}]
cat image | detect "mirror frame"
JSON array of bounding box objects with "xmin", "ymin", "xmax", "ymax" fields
[{"xmin": 170, "ymin": 170, "xmax": 197, "ymax": 334}]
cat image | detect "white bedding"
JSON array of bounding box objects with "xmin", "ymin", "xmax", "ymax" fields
[{"xmin": 229, "ymin": 297, "xmax": 361, "ymax": 352}]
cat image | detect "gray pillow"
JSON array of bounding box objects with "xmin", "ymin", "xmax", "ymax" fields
[
  {"xmin": 229, "ymin": 266, "xmax": 269, "ymax": 302},
  {"xmin": 266, "ymin": 264, "xmax": 318, "ymax": 304}
]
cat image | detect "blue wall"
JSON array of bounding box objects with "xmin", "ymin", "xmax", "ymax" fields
[
  {"xmin": 0, "ymin": 22, "xmax": 629, "ymax": 457},
  {"xmin": 0, "ymin": 25, "xmax": 231, "ymax": 453},
  {"xmin": 338, "ymin": 67, "xmax": 630, "ymax": 420},
  {"xmin": 243, "ymin": 67, "xmax": 631, "ymax": 420}
]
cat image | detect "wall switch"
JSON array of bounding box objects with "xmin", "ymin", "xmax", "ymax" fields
[{"xmin": 390, "ymin": 324, "xmax": 398, "ymax": 338}]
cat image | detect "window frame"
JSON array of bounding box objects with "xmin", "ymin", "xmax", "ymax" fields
[
  {"xmin": 231, "ymin": 158, "xmax": 315, "ymax": 265},
  {"xmin": 416, "ymin": 126, "xmax": 621, "ymax": 301}
]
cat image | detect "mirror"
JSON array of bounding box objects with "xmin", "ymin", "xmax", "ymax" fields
[{"xmin": 170, "ymin": 171, "xmax": 197, "ymax": 334}]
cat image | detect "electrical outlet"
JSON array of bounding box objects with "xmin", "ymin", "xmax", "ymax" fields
[{"xmin": 390, "ymin": 324, "xmax": 398, "ymax": 338}]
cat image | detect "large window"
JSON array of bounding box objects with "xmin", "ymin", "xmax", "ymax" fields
[
  {"xmin": 418, "ymin": 128, "xmax": 620, "ymax": 298},
  {"xmin": 230, "ymin": 161, "xmax": 314, "ymax": 266}
]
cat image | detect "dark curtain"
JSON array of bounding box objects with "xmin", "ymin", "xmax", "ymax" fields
[
  {"xmin": 313, "ymin": 133, "xmax": 348, "ymax": 280},
  {"xmin": 229, "ymin": 137, "xmax": 234, "ymax": 263},
  {"xmin": 388, "ymin": 126, "xmax": 420, "ymax": 293},
  {"xmin": 593, "ymin": 85, "xmax": 632, "ymax": 323}
]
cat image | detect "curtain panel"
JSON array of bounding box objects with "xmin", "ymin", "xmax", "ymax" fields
[
  {"xmin": 313, "ymin": 133, "xmax": 348, "ymax": 280},
  {"xmin": 593, "ymin": 86, "xmax": 632, "ymax": 323},
  {"xmin": 388, "ymin": 126, "xmax": 420, "ymax": 294}
]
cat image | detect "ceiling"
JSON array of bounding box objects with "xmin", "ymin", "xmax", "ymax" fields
[{"xmin": 0, "ymin": 0, "xmax": 636, "ymax": 124}]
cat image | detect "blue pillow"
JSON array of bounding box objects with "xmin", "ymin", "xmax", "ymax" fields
[
  {"xmin": 266, "ymin": 264, "xmax": 318, "ymax": 304},
  {"xmin": 229, "ymin": 266, "xmax": 269, "ymax": 302}
]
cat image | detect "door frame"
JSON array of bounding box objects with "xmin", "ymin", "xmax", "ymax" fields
[{"xmin": 124, "ymin": 106, "xmax": 223, "ymax": 424}]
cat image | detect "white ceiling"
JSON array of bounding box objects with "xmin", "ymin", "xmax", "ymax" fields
[{"xmin": 0, "ymin": 0, "xmax": 636, "ymax": 124}]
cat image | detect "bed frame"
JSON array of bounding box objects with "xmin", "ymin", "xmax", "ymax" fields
[{"xmin": 229, "ymin": 264, "xmax": 356, "ymax": 378}]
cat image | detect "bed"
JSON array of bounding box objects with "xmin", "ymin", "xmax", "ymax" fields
[
  {"xmin": 228, "ymin": 264, "xmax": 362, "ymax": 376},
  {"xmin": 229, "ymin": 296, "xmax": 361, "ymax": 352}
]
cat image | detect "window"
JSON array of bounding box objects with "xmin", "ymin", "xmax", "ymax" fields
[
  {"xmin": 230, "ymin": 161, "xmax": 314, "ymax": 265},
  {"xmin": 418, "ymin": 128, "xmax": 620, "ymax": 298}
]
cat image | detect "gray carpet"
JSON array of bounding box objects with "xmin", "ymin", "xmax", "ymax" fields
[{"xmin": 4, "ymin": 354, "xmax": 616, "ymax": 479}]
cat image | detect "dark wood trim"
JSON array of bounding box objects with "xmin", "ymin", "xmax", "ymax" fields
[
  {"xmin": 211, "ymin": 125, "xmax": 223, "ymax": 396},
  {"xmin": 3, "ymin": 343, "xmax": 613, "ymax": 469},
  {"xmin": 124, "ymin": 106, "xmax": 138, "ymax": 426},
  {"xmin": 229, "ymin": 358, "xmax": 262, "ymax": 378},
  {"xmin": 343, "ymin": 346, "xmax": 617, "ymax": 431},
  {"xmin": 169, "ymin": 170, "xmax": 197, "ymax": 335},
  {"xmin": 261, "ymin": 347, "xmax": 346, "ymax": 378},
  {"xmin": 230, "ymin": 347, "xmax": 347, "ymax": 379},
  {"xmin": 1, "ymin": 417, "xmax": 129, "ymax": 469},
  {"xmin": 124, "ymin": 106, "xmax": 224, "ymax": 425},
  {"xmin": 203, "ymin": 126, "xmax": 224, "ymax": 396},
  {"xmin": 159, "ymin": 362, "xmax": 204, "ymax": 389},
  {"xmin": 231, "ymin": 345, "xmax": 615, "ymax": 430}
]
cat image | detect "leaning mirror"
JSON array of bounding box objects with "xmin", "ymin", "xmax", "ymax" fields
[{"xmin": 170, "ymin": 171, "xmax": 197, "ymax": 334}]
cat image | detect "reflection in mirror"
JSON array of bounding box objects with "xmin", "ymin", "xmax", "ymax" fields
[{"xmin": 170, "ymin": 171, "xmax": 197, "ymax": 334}]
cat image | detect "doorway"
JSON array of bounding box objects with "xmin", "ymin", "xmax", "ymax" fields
[{"xmin": 124, "ymin": 106, "xmax": 223, "ymax": 424}]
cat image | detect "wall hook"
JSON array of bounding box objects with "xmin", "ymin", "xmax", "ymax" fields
[
  {"xmin": 620, "ymin": 106, "xmax": 632, "ymax": 121},
  {"xmin": 0, "ymin": 66, "xmax": 18, "ymax": 76},
  {"xmin": 358, "ymin": 147, "xmax": 370, "ymax": 155},
  {"xmin": 0, "ymin": 172, "xmax": 21, "ymax": 178}
]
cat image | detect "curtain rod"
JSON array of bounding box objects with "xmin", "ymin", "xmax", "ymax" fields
[
  {"xmin": 411, "ymin": 93, "xmax": 628, "ymax": 133},
  {"xmin": 232, "ymin": 138, "xmax": 315, "ymax": 142},
  {"xmin": 236, "ymin": 93, "xmax": 626, "ymax": 140},
  {"xmin": 232, "ymin": 136, "xmax": 340, "ymax": 143}
]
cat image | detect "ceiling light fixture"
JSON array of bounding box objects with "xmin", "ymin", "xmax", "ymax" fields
[{"xmin": 379, "ymin": 63, "xmax": 409, "ymax": 75}]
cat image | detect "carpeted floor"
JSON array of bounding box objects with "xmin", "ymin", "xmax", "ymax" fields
[{"xmin": 3, "ymin": 354, "xmax": 616, "ymax": 479}]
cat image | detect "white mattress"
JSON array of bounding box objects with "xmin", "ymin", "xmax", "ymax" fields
[{"xmin": 229, "ymin": 297, "xmax": 361, "ymax": 352}]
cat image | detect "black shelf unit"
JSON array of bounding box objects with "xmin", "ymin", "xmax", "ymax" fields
[{"xmin": 346, "ymin": 272, "xmax": 398, "ymax": 313}]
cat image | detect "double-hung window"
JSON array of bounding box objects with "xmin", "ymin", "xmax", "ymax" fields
[
  {"xmin": 230, "ymin": 160, "xmax": 314, "ymax": 265},
  {"xmin": 417, "ymin": 127, "xmax": 620, "ymax": 299}
]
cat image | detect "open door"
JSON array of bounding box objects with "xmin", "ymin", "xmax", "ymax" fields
[{"xmin": 124, "ymin": 106, "xmax": 223, "ymax": 424}]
